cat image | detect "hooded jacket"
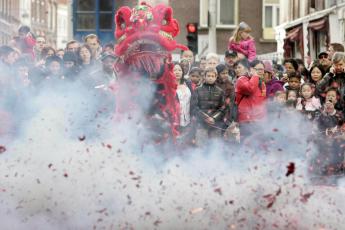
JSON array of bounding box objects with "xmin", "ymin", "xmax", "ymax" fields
[
  {"xmin": 235, "ymin": 75, "xmax": 266, "ymax": 123},
  {"xmin": 266, "ymin": 78, "xmax": 284, "ymax": 97}
]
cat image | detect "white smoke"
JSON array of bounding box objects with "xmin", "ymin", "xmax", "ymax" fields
[{"xmin": 0, "ymin": 65, "xmax": 344, "ymax": 230}]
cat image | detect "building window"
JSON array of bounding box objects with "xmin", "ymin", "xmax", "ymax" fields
[
  {"xmin": 217, "ymin": 0, "xmax": 237, "ymax": 26},
  {"xmin": 199, "ymin": 0, "xmax": 238, "ymax": 28},
  {"xmin": 262, "ymin": 0, "xmax": 279, "ymax": 40},
  {"xmin": 99, "ymin": 0, "xmax": 113, "ymax": 31},
  {"xmin": 76, "ymin": 0, "xmax": 95, "ymax": 31}
]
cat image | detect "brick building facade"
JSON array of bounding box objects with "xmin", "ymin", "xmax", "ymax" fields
[{"xmin": 113, "ymin": 0, "xmax": 278, "ymax": 57}]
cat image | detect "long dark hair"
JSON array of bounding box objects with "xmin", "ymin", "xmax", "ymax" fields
[
  {"xmin": 77, "ymin": 44, "xmax": 93, "ymax": 65},
  {"xmin": 173, "ymin": 62, "xmax": 186, "ymax": 84},
  {"xmin": 308, "ymin": 63, "xmax": 326, "ymax": 84}
]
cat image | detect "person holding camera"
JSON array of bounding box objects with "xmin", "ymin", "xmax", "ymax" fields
[
  {"xmin": 234, "ymin": 59, "xmax": 267, "ymax": 141},
  {"xmin": 316, "ymin": 52, "xmax": 345, "ymax": 100}
]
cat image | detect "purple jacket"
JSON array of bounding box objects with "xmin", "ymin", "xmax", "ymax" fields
[
  {"xmin": 228, "ymin": 38, "xmax": 256, "ymax": 61},
  {"xmin": 266, "ymin": 79, "xmax": 284, "ymax": 97}
]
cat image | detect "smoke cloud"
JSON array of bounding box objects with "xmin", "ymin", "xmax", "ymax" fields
[{"xmin": 0, "ymin": 64, "xmax": 344, "ymax": 230}]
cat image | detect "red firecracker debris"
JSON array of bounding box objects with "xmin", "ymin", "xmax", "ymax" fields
[
  {"xmin": 106, "ymin": 144, "xmax": 112, "ymax": 149},
  {"xmin": 272, "ymin": 128, "xmax": 279, "ymax": 132},
  {"xmin": 214, "ymin": 187, "xmax": 222, "ymax": 196},
  {"xmin": 286, "ymin": 162, "xmax": 295, "ymax": 177},
  {"xmin": 48, "ymin": 163, "xmax": 53, "ymax": 168},
  {"xmin": 153, "ymin": 220, "xmax": 162, "ymax": 226},
  {"xmin": 78, "ymin": 135, "xmax": 86, "ymax": 141},
  {"xmin": 63, "ymin": 173, "xmax": 68, "ymax": 178},
  {"xmin": 300, "ymin": 191, "xmax": 314, "ymax": 203},
  {"xmin": 0, "ymin": 145, "xmax": 6, "ymax": 154},
  {"xmin": 263, "ymin": 187, "xmax": 282, "ymax": 209}
]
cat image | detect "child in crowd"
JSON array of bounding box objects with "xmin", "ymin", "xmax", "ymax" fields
[
  {"xmin": 286, "ymin": 89, "xmax": 298, "ymax": 109},
  {"xmin": 192, "ymin": 67, "xmax": 225, "ymax": 146},
  {"xmin": 216, "ymin": 64, "xmax": 235, "ymax": 128},
  {"xmin": 317, "ymin": 87, "xmax": 344, "ymax": 133},
  {"xmin": 296, "ymin": 83, "xmax": 321, "ymax": 120},
  {"xmin": 282, "ymin": 59, "xmax": 299, "ymax": 83},
  {"xmin": 189, "ymin": 67, "xmax": 202, "ymax": 90},
  {"xmin": 228, "ymin": 22, "xmax": 256, "ymax": 61},
  {"xmin": 286, "ymin": 72, "xmax": 302, "ymax": 91},
  {"xmin": 273, "ymin": 91, "xmax": 286, "ymax": 104}
]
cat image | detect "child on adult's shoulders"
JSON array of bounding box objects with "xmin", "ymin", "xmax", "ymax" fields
[{"xmin": 228, "ymin": 22, "xmax": 256, "ymax": 61}]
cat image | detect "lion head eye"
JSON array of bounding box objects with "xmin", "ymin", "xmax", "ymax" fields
[{"xmin": 161, "ymin": 19, "xmax": 167, "ymax": 26}]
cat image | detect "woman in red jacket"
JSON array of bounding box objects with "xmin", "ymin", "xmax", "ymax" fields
[{"xmin": 234, "ymin": 59, "xmax": 267, "ymax": 140}]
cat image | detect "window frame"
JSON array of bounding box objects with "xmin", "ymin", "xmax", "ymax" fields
[
  {"xmin": 216, "ymin": 0, "xmax": 238, "ymax": 28},
  {"xmin": 199, "ymin": 0, "xmax": 238, "ymax": 29},
  {"xmin": 199, "ymin": 0, "xmax": 208, "ymax": 28},
  {"xmin": 262, "ymin": 3, "xmax": 280, "ymax": 29}
]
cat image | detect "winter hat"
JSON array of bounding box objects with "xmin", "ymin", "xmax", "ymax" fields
[
  {"xmin": 238, "ymin": 21, "xmax": 251, "ymax": 32},
  {"xmin": 189, "ymin": 67, "xmax": 201, "ymax": 75},
  {"xmin": 263, "ymin": 60, "xmax": 274, "ymax": 74},
  {"xmin": 45, "ymin": 55, "xmax": 62, "ymax": 67},
  {"xmin": 100, "ymin": 52, "xmax": 117, "ymax": 61},
  {"xmin": 216, "ymin": 63, "xmax": 227, "ymax": 75},
  {"xmin": 225, "ymin": 50, "xmax": 237, "ymax": 57},
  {"xmin": 63, "ymin": 51, "xmax": 78, "ymax": 63}
]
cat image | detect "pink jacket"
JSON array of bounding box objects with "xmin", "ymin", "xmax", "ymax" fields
[
  {"xmin": 235, "ymin": 75, "xmax": 266, "ymax": 123},
  {"xmin": 296, "ymin": 97, "xmax": 321, "ymax": 111},
  {"xmin": 228, "ymin": 38, "xmax": 256, "ymax": 61}
]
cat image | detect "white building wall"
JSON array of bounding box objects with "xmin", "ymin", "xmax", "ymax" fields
[
  {"xmin": 57, "ymin": 3, "xmax": 68, "ymax": 49},
  {"xmin": 19, "ymin": 0, "xmax": 31, "ymax": 26}
]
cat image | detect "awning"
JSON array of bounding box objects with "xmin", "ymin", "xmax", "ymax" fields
[
  {"xmin": 283, "ymin": 25, "xmax": 303, "ymax": 58},
  {"xmin": 308, "ymin": 17, "xmax": 328, "ymax": 31},
  {"xmin": 285, "ymin": 26, "xmax": 302, "ymax": 42}
]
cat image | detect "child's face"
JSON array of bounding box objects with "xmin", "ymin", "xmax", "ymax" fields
[
  {"xmin": 240, "ymin": 31, "xmax": 250, "ymax": 40},
  {"xmin": 288, "ymin": 77, "xmax": 301, "ymax": 90},
  {"xmin": 190, "ymin": 72, "xmax": 201, "ymax": 84},
  {"xmin": 219, "ymin": 69, "xmax": 229, "ymax": 82},
  {"xmin": 311, "ymin": 67, "xmax": 323, "ymax": 82},
  {"xmin": 49, "ymin": 61, "xmax": 61, "ymax": 75},
  {"xmin": 301, "ymin": 85, "xmax": 313, "ymax": 99},
  {"xmin": 325, "ymin": 90, "xmax": 337, "ymax": 104},
  {"xmin": 205, "ymin": 71, "xmax": 217, "ymax": 84},
  {"xmin": 274, "ymin": 93, "xmax": 286, "ymax": 104},
  {"xmin": 287, "ymin": 91, "xmax": 297, "ymax": 101}
]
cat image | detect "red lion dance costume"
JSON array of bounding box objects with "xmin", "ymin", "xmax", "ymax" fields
[{"xmin": 113, "ymin": 2, "xmax": 187, "ymax": 140}]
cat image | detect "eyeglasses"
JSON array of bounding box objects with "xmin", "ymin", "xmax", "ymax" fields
[{"xmin": 254, "ymin": 68, "xmax": 265, "ymax": 71}]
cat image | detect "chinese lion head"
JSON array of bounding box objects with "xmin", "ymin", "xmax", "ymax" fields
[{"xmin": 113, "ymin": 2, "xmax": 187, "ymax": 140}]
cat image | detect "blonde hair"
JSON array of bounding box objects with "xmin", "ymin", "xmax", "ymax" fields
[
  {"xmin": 230, "ymin": 22, "xmax": 253, "ymax": 43},
  {"xmin": 206, "ymin": 52, "xmax": 219, "ymax": 62}
]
